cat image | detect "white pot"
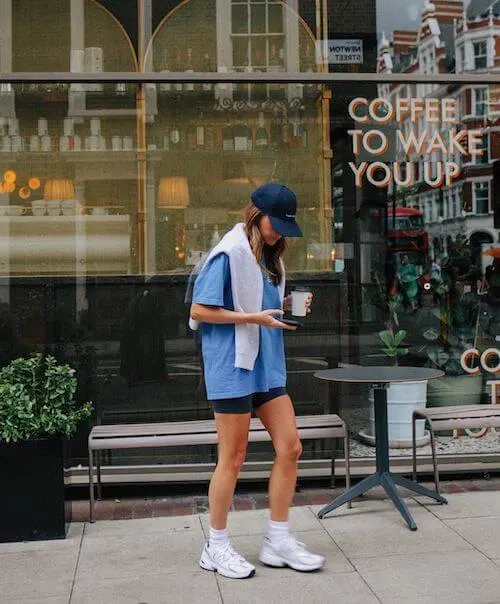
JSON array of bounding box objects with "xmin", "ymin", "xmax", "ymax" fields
[{"xmin": 359, "ymin": 380, "xmax": 429, "ymax": 448}]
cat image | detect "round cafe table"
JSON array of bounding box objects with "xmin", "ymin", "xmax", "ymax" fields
[{"xmin": 315, "ymin": 366, "xmax": 447, "ymax": 531}]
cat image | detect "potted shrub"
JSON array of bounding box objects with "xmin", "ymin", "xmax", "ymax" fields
[
  {"xmin": 424, "ymin": 326, "xmax": 483, "ymax": 408},
  {"xmin": 0, "ymin": 354, "xmax": 92, "ymax": 542},
  {"xmin": 360, "ymin": 293, "xmax": 429, "ymax": 448}
]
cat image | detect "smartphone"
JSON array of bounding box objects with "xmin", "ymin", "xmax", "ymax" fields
[{"xmin": 280, "ymin": 318, "xmax": 302, "ymax": 328}]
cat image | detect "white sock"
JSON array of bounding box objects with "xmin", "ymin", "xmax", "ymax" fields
[
  {"xmin": 266, "ymin": 519, "xmax": 289, "ymax": 544},
  {"xmin": 209, "ymin": 526, "xmax": 230, "ymax": 548}
]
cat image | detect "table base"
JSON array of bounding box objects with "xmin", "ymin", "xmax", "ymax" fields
[{"xmin": 317, "ymin": 471, "xmax": 448, "ymax": 531}]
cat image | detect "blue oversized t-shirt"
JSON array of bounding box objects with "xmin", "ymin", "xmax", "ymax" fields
[{"xmin": 192, "ymin": 253, "xmax": 286, "ymax": 400}]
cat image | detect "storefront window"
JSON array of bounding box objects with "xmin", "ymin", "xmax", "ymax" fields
[{"xmin": 0, "ymin": 0, "xmax": 498, "ymax": 479}]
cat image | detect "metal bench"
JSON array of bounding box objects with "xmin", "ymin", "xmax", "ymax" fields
[
  {"xmin": 412, "ymin": 404, "xmax": 500, "ymax": 495},
  {"xmin": 88, "ymin": 414, "xmax": 351, "ymax": 522}
]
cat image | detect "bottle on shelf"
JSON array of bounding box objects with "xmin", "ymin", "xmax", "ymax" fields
[
  {"xmin": 174, "ymin": 49, "xmax": 183, "ymax": 92},
  {"xmin": 60, "ymin": 117, "xmax": 81, "ymax": 152},
  {"xmin": 1, "ymin": 117, "xmax": 11, "ymax": 153},
  {"xmin": 9, "ymin": 118, "xmax": 24, "ymax": 153},
  {"xmin": 255, "ymin": 112, "xmax": 269, "ymax": 149},
  {"xmin": 204, "ymin": 118, "xmax": 216, "ymax": 151},
  {"xmin": 185, "ymin": 48, "xmax": 195, "ymax": 92},
  {"xmin": 159, "ymin": 50, "xmax": 171, "ymax": 93},
  {"xmin": 270, "ymin": 107, "xmax": 281, "ymax": 150},
  {"xmin": 39, "ymin": 118, "xmax": 52, "ymax": 153},
  {"xmin": 202, "ymin": 53, "xmax": 212, "ymax": 92},
  {"xmin": 186, "ymin": 121, "xmax": 197, "ymax": 151},
  {"xmin": 291, "ymin": 111, "xmax": 301, "ymax": 149},
  {"xmin": 299, "ymin": 108, "xmax": 308, "ymax": 148},
  {"xmin": 115, "ymin": 83, "xmax": 127, "ymax": 95},
  {"xmin": 169, "ymin": 115, "xmax": 183, "ymax": 150},
  {"xmin": 162, "ymin": 126, "xmax": 170, "ymax": 151},
  {"xmin": 222, "ymin": 120, "xmax": 234, "ymax": 151},
  {"xmin": 196, "ymin": 111, "xmax": 205, "ymax": 149},
  {"xmin": 85, "ymin": 118, "xmax": 105, "ymax": 151},
  {"xmin": 233, "ymin": 120, "xmax": 250, "ymax": 152},
  {"xmin": 280, "ymin": 109, "xmax": 291, "ymax": 149}
]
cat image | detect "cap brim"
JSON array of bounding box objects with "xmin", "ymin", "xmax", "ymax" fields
[{"xmin": 269, "ymin": 216, "xmax": 303, "ymax": 238}]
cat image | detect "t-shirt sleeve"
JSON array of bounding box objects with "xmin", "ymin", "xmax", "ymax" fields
[{"xmin": 192, "ymin": 253, "xmax": 229, "ymax": 307}]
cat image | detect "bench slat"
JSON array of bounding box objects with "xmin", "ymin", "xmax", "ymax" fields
[
  {"xmin": 415, "ymin": 405, "xmax": 500, "ymax": 420},
  {"xmin": 88, "ymin": 414, "xmax": 345, "ymax": 450},
  {"xmin": 89, "ymin": 414, "xmax": 344, "ymax": 440},
  {"xmin": 89, "ymin": 426, "xmax": 345, "ymax": 450}
]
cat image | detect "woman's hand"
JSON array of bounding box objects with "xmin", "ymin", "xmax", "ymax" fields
[{"xmin": 248, "ymin": 309, "xmax": 297, "ymax": 330}]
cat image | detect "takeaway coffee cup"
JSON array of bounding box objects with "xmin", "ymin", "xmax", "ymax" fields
[{"xmin": 291, "ymin": 288, "xmax": 311, "ymax": 317}]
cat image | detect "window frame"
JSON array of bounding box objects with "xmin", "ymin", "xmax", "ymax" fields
[{"xmin": 473, "ymin": 40, "xmax": 488, "ymax": 70}]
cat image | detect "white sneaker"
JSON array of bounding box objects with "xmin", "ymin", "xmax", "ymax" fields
[
  {"xmin": 259, "ymin": 536, "xmax": 325, "ymax": 572},
  {"xmin": 199, "ymin": 542, "xmax": 256, "ymax": 579}
]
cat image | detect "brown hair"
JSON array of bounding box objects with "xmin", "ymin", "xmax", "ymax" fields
[{"xmin": 243, "ymin": 204, "xmax": 287, "ymax": 284}]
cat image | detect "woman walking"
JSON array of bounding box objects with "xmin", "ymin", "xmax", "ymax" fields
[{"xmin": 190, "ymin": 183, "xmax": 324, "ymax": 579}]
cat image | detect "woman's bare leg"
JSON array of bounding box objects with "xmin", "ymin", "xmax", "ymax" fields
[
  {"xmin": 209, "ymin": 412, "xmax": 251, "ymax": 529},
  {"xmin": 254, "ymin": 395, "xmax": 302, "ymax": 521}
]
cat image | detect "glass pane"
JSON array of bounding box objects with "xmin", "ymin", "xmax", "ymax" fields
[
  {"xmin": 268, "ymin": 3, "xmax": 283, "ymax": 33},
  {"xmin": 250, "ymin": 3, "xmax": 266, "ymax": 34},
  {"xmin": 251, "ymin": 36, "xmax": 267, "ymax": 69},
  {"xmin": 232, "ymin": 37, "xmax": 249, "ymax": 69},
  {"xmin": 232, "ymin": 4, "xmax": 248, "ymax": 34},
  {"xmin": 0, "ymin": 83, "xmax": 138, "ymax": 277},
  {"xmin": 10, "ymin": 0, "xmax": 136, "ymax": 73}
]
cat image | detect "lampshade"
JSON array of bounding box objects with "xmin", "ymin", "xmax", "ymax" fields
[
  {"xmin": 157, "ymin": 177, "xmax": 189, "ymax": 209},
  {"xmin": 43, "ymin": 179, "xmax": 75, "ymax": 201}
]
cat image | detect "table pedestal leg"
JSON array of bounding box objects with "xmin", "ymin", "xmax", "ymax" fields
[{"xmin": 317, "ymin": 384, "xmax": 447, "ymax": 530}]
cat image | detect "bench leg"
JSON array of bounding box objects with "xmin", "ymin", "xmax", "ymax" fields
[
  {"xmin": 96, "ymin": 450, "xmax": 102, "ymax": 501},
  {"xmin": 89, "ymin": 448, "xmax": 95, "ymax": 523},
  {"xmin": 412, "ymin": 413, "xmax": 418, "ymax": 482},
  {"xmin": 429, "ymin": 423, "xmax": 441, "ymax": 497},
  {"xmin": 344, "ymin": 430, "xmax": 352, "ymax": 509},
  {"xmin": 330, "ymin": 437, "xmax": 336, "ymax": 490}
]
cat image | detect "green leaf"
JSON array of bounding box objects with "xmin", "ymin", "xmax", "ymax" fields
[
  {"xmin": 393, "ymin": 330, "xmax": 407, "ymax": 346},
  {"xmin": 379, "ymin": 330, "xmax": 394, "ymax": 348}
]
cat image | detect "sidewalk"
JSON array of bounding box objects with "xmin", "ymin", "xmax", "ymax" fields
[{"xmin": 3, "ymin": 483, "xmax": 500, "ymax": 603}]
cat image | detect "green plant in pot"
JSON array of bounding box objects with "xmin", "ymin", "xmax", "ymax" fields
[
  {"xmin": 0, "ymin": 354, "xmax": 93, "ymax": 542},
  {"xmin": 424, "ymin": 322, "xmax": 483, "ymax": 408},
  {"xmin": 360, "ymin": 294, "xmax": 429, "ymax": 448}
]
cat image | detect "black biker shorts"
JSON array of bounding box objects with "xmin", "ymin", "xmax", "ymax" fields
[{"xmin": 211, "ymin": 387, "xmax": 287, "ymax": 414}]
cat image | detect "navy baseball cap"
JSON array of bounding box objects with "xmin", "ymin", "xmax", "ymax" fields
[{"xmin": 251, "ymin": 183, "xmax": 303, "ymax": 238}]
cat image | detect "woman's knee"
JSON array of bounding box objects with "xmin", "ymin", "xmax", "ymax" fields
[
  {"xmin": 218, "ymin": 445, "xmax": 248, "ymax": 474},
  {"xmin": 275, "ymin": 437, "xmax": 302, "ymax": 463}
]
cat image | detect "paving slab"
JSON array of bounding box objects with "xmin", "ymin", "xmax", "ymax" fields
[
  {"xmin": 217, "ymin": 567, "xmax": 378, "ymax": 604},
  {"xmin": 199, "ymin": 506, "xmax": 321, "ymax": 537},
  {"xmin": 445, "ymin": 516, "xmax": 500, "ymax": 560},
  {"xmin": 83, "ymin": 514, "xmax": 202, "ymax": 538},
  {"xmin": 75, "ymin": 529, "xmax": 205, "ymax": 582},
  {"xmin": 312, "ymin": 500, "xmax": 473, "ymax": 558},
  {"xmin": 416, "ymin": 491, "xmax": 500, "ymax": 520},
  {"xmin": 71, "ymin": 569, "xmax": 221, "ymax": 604},
  {"xmin": 353, "ymin": 549, "xmax": 500, "ymax": 604},
  {"xmin": 0, "ymin": 549, "xmax": 77, "ymax": 601}
]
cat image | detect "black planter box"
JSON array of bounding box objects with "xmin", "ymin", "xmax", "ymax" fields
[{"xmin": 0, "ymin": 438, "xmax": 70, "ymax": 542}]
